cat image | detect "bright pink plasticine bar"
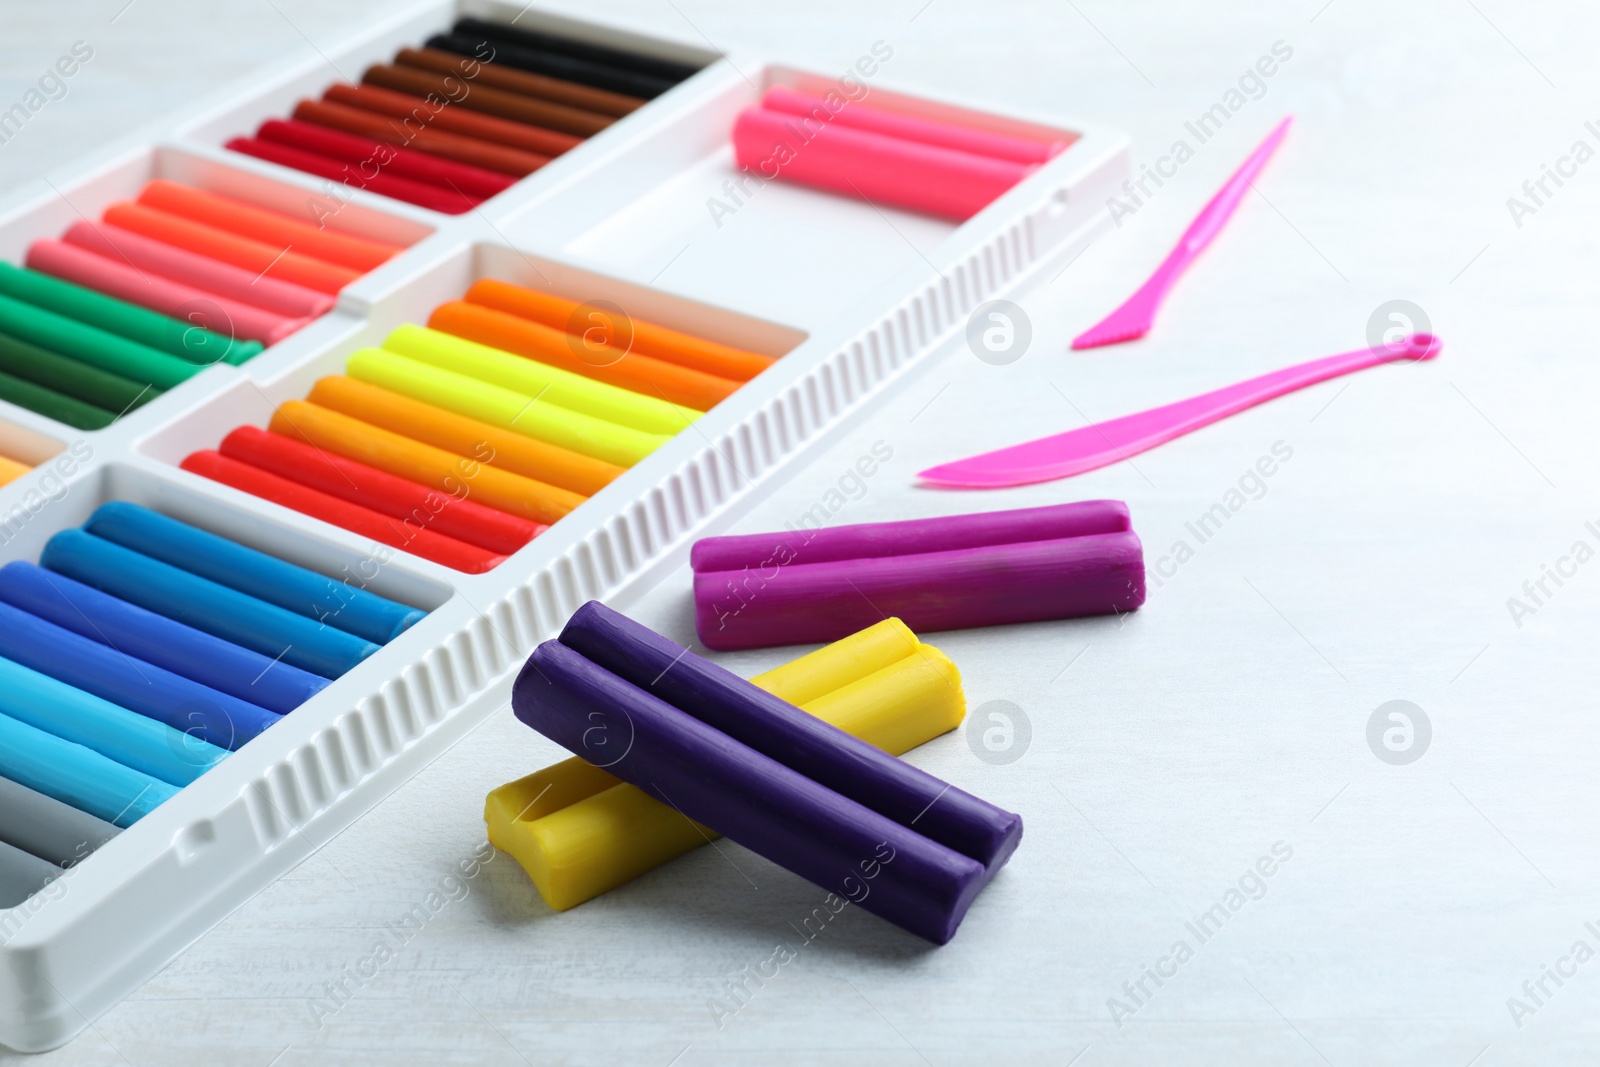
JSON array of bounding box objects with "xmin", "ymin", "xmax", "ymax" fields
[
  {"xmin": 732, "ymin": 105, "xmax": 1034, "ymax": 221},
  {"xmin": 760, "ymin": 86, "xmax": 1070, "ymax": 165},
  {"xmin": 691, "ymin": 500, "xmax": 1145, "ymax": 651},
  {"xmin": 61, "ymin": 220, "xmax": 336, "ymax": 320},
  {"xmin": 26, "ymin": 239, "xmax": 308, "ymax": 345}
]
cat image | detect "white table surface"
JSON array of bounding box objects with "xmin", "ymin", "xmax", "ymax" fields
[{"xmin": 6, "ymin": 1, "xmax": 1600, "ymax": 1064}]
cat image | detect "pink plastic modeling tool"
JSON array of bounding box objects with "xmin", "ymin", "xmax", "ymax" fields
[
  {"xmin": 1072, "ymin": 116, "xmax": 1293, "ymax": 350},
  {"xmin": 918, "ymin": 334, "xmax": 1441, "ymax": 488}
]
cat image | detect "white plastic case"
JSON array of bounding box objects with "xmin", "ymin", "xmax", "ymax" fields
[{"xmin": 0, "ymin": 0, "xmax": 1128, "ymax": 1051}]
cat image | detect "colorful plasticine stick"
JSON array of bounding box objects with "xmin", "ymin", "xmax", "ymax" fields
[
  {"xmin": 759, "ymin": 86, "xmax": 1070, "ymax": 165},
  {"xmin": 183, "ymin": 451, "xmax": 508, "ymax": 574},
  {"xmin": 463, "ymin": 278, "xmax": 776, "ymax": 381},
  {"xmin": 289, "ymin": 97, "xmax": 550, "ymax": 177},
  {"xmin": 514, "ymin": 602, "xmax": 1021, "ymax": 943},
  {"xmin": 347, "ymin": 347, "xmax": 669, "ymax": 468},
  {"xmin": 0, "ymin": 262, "xmax": 259, "ymax": 366},
  {"xmin": 0, "ymin": 292, "xmax": 204, "ymax": 390},
  {"xmin": 322, "ymin": 82, "xmax": 581, "ymax": 158},
  {"xmin": 0, "ymin": 838, "xmax": 62, "ymax": 908},
  {"xmin": 225, "ymin": 137, "xmax": 482, "ymax": 215},
  {"xmin": 0, "ymin": 598, "xmax": 279, "ymax": 752},
  {"xmin": 216, "ymin": 425, "xmax": 541, "ymax": 556},
  {"xmin": 135, "ymin": 180, "xmax": 402, "ymax": 271},
  {"xmin": 41, "ymin": 529, "xmax": 380, "ymax": 679},
  {"xmin": 393, "ymin": 47, "xmax": 644, "ymax": 117},
  {"xmin": 488, "ymin": 618, "xmax": 965, "ymax": 911},
  {"xmin": 0, "ymin": 455, "xmax": 31, "ymax": 486},
  {"xmin": 61, "ymin": 220, "xmax": 336, "ymax": 319},
  {"xmin": 26, "ymin": 239, "xmax": 304, "ymax": 347},
  {"xmin": 691, "ymin": 500, "xmax": 1147, "ymax": 650},
  {"xmin": 0, "ymin": 708, "xmax": 177, "ymax": 827},
  {"xmin": 0, "ymin": 368, "xmax": 116, "ymax": 430},
  {"xmin": 0, "ymin": 330, "xmax": 155, "ymax": 414},
  {"xmin": 383, "ymin": 323, "xmax": 699, "ymax": 435},
  {"xmin": 449, "ymin": 17, "xmax": 700, "ymax": 84},
  {"xmin": 102, "ymin": 201, "xmax": 362, "ymax": 294},
  {"xmin": 0, "ymin": 561, "xmax": 328, "ymax": 715},
  {"xmin": 360, "ymin": 64, "xmax": 613, "ymax": 139},
  {"xmin": 0, "ymin": 653, "xmax": 228, "ymax": 786},
  {"xmin": 429, "ymin": 27, "xmax": 676, "ymax": 99},
  {"xmin": 305, "ymin": 375, "xmax": 623, "ymax": 497},
  {"xmin": 429, "ymin": 300, "xmax": 742, "ymax": 411},
  {"xmin": 733, "ymin": 106, "xmax": 1033, "ymax": 221},
  {"xmin": 271, "ymin": 400, "xmax": 585, "ymax": 526},
  {"xmin": 84, "ymin": 502, "xmax": 424, "ymax": 645},
  {"xmin": 256, "ymin": 119, "xmax": 518, "ymax": 200},
  {"xmin": 0, "ymin": 775, "xmax": 119, "ymax": 868}
]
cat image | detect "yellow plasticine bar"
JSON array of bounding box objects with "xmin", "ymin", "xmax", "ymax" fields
[
  {"xmin": 0, "ymin": 455, "xmax": 31, "ymax": 486},
  {"xmin": 382, "ymin": 324, "xmax": 700, "ymax": 437},
  {"xmin": 346, "ymin": 347, "xmax": 667, "ymax": 470},
  {"xmin": 485, "ymin": 618, "xmax": 966, "ymax": 911}
]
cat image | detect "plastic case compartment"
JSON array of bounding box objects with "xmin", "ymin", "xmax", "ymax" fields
[{"xmin": 0, "ymin": 0, "xmax": 1129, "ymax": 1051}]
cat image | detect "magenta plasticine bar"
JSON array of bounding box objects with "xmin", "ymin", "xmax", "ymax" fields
[
  {"xmin": 513, "ymin": 603, "xmax": 1021, "ymax": 943},
  {"xmin": 60, "ymin": 221, "xmax": 336, "ymax": 320},
  {"xmin": 732, "ymin": 106, "xmax": 1033, "ymax": 221},
  {"xmin": 760, "ymin": 86, "xmax": 1068, "ymax": 165},
  {"xmin": 691, "ymin": 501, "xmax": 1145, "ymax": 651}
]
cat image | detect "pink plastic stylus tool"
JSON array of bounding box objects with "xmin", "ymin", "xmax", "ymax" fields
[
  {"xmin": 1072, "ymin": 116, "xmax": 1293, "ymax": 351},
  {"xmin": 918, "ymin": 334, "xmax": 1441, "ymax": 488}
]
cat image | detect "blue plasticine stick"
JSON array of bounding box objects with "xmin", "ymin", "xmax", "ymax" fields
[
  {"xmin": 83, "ymin": 502, "xmax": 426, "ymax": 644},
  {"xmin": 0, "ymin": 561, "xmax": 329, "ymax": 715},
  {"xmin": 0, "ymin": 654, "xmax": 229, "ymax": 786},
  {"xmin": 41, "ymin": 529, "xmax": 380, "ymax": 679},
  {"xmin": 0, "ymin": 711, "xmax": 176, "ymax": 827},
  {"xmin": 0, "ymin": 600, "xmax": 279, "ymax": 752}
]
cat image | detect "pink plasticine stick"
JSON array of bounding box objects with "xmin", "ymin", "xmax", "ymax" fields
[
  {"xmin": 732, "ymin": 106, "xmax": 1034, "ymax": 221},
  {"xmin": 25, "ymin": 239, "xmax": 308, "ymax": 346},
  {"xmin": 61, "ymin": 220, "xmax": 335, "ymax": 320},
  {"xmin": 761, "ymin": 86, "xmax": 1069, "ymax": 165}
]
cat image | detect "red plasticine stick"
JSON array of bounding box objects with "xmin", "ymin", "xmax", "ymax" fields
[
  {"xmin": 256, "ymin": 119, "xmax": 517, "ymax": 200},
  {"xmin": 733, "ymin": 106, "xmax": 1033, "ymax": 221},
  {"xmin": 322, "ymin": 83, "xmax": 582, "ymax": 158},
  {"xmin": 101, "ymin": 201, "xmax": 362, "ymax": 294},
  {"xmin": 224, "ymin": 137, "xmax": 481, "ymax": 216},
  {"xmin": 182, "ymin": 450, "xmax": 506, "ymax": 574},
  {"xmin": 760, "ymin": 86, "xmax": 1070, "ymax": 165},
  {"xmin": 291, "ymin": 98, "xmax": 549, "ymax": 177},
  {"xmin": 60, "ymin": 221, "xmax": 335, "ymax": 319},
  {"xmin": 217, "ymin": 425, "xmax": 541, "ymax": 556},
  {"xmin": 25, "ymin": 240, "xmax": 307, "ymax": 346}
]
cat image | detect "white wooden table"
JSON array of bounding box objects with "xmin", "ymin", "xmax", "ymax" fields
[{"xmin": 6, "ymin": 1, "xmax": 1598, "ymax": 1063}]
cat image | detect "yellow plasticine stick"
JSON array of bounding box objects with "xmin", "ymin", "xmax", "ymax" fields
[
  {"xmin": 382, "ymin": 324, "xmax": 701, "ymax": 436},
  {"xmin": 0, "ymin": 455, "xmax": 30, "ymax": 486},
  {"xmin": 347, "ymin": 347, "xmax": 667, "ymax": 470},
  {"xmin": 485, "ymin": 618, "xmax": 965, "ymax": 911}
]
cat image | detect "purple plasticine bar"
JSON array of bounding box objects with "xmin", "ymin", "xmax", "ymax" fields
[
  {"xmin": 561, "ymin": 601, "xmax": 1020, "ymax": 869},
  {"xmin": 690, "ymin": 500, "xmax": 1145, "ymax": 651},
  {"xmin": 513, "ymin": 633, "xmax": 1012, "ymax": 944}
]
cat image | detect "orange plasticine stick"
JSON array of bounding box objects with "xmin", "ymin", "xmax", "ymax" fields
[
  {"xmin": 101, "ymin": 202, "xmax": 359, "ymax": 296},
  {"xmin": 269, "ymin": 400, "xmax": 585, "ymax": 526},
  {"xmin": 292, "ymin": 98, "xmax": 549, "ymax": 177},
  {"xmin": 463, "ymin": 278, "xmax": 776, "ymax": 381},
  {"xmin": 305, "ymin": 375, "xmax": 624, "ymax": 498},
  {"xmin": 322, "ymin": 83, "xmax": 581, "ymax": 158},
  {"xmin": 135, "ymin": 180, "xmax": 402, "ymax": 273},
  {"xmin": 429, "ymin": 301, "xmax": 743, "ymax": 411}
]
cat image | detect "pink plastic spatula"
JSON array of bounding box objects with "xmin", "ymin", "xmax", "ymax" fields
[
  {"xmin": 1071, "ymin": 116, "xmax": 1293, "ymax": 350},
  {"xmin": 918, "ymin": 334, "xmax": 1441, "ymax": 488}
]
